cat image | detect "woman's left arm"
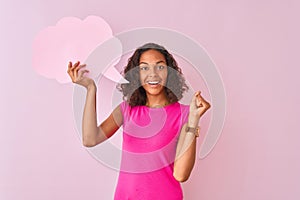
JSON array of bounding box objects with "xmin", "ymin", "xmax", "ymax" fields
[{"xmin": 173, "ymin": 91, "xmax": 211, "ymax": 182}]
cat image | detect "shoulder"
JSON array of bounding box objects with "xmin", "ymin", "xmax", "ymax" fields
[
  {"xmin": 177, "ymin": 102, "xmax": 190, "ymax": 123},
  {"xmin": 177, "ymin": 102, "xmax": 189, "ymax": 111},
  {"xmin": 119, "ymin": 100, "xmax": 133, "ymax": 116},
  {"xmin": 120, "ymin": 100, "xmax": 129, "ymax": 110}
]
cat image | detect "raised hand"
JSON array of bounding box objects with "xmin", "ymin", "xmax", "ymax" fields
[
  {"xmin": 67, "ymin": 61, "xmax": 95, "ymax": 89},
  {"xmin": 189, "ymin": 91, "xmax": 211, "ymax": 120}
]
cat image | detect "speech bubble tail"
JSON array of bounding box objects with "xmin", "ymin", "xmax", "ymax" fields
[{"xmin": 102, "ymin": 66, "xmax": 129, "ymax": 84}]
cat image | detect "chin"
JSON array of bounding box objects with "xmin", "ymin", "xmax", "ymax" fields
[{"xmin": 143, "ymin": 85, "xmax": 165, "ymax": 96}]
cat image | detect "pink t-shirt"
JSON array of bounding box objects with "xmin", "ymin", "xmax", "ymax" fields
[{"xmin": 114, "ymin": 101, "xmax": 190, "ymax": 200}]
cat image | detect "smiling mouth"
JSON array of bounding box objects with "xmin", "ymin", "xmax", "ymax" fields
[{"xmin": 146, "ymin": 80, "xmax": 161, "ymax": 85}]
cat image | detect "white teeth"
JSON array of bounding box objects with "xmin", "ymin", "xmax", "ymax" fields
[{"xmin": 147, "ymin": 81, "xmax": 160, "ymax": 85}]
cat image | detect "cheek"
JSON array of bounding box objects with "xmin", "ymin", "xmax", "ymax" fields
[
  {"xmin": 162, "ymin": 71, "xmax": 168, "ymax": 83},
  {"xmin": 139, "ymin": 72, "xmax": 146, "ymax": 84}
]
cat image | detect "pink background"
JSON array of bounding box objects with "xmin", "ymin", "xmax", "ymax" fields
[{"xmin": 1, "ymin": 0, "xmax": 300, "ymax": 199}]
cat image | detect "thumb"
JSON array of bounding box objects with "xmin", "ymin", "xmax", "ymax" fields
[{"xmin": 191, "ymin": 91, "xmax": 199, "ymax": 105}]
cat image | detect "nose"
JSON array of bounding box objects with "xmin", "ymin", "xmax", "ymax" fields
[{"xmin": 148, "ymin": 66, "xmax": 158, "ymax": 77}]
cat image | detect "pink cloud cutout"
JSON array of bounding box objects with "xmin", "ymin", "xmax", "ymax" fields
[{"xmin": 32, "ymin": 16, "xmax": 120, "ymax": 83}]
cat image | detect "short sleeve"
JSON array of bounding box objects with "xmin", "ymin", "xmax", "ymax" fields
[
  {"xmin": 120, "ymin": 101, "xmax": 131, "ymax": 127},
  {"xmin": 179, "ymin": 104, "xmax": 190, "ymax": 124}
]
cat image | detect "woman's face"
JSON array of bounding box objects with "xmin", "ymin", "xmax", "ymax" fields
[{"xmin": 139, "ymin": 49, "xmax": 168, "ymax": 97}]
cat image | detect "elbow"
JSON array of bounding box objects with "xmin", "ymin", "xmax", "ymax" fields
[
  {"xmin": 82, "ymin": 138, "xmax": 97, "ymax": 147},
  {"xmin": 83, "ymin": 143, "xmax": 95, "ymax": 148},
  {"xmin": 173, "ymin": 162, "xmax": 192, "ymax": 182},
  {"xmin": 173, "ymin": 171, "xmax": 190, "ymax": 183}
]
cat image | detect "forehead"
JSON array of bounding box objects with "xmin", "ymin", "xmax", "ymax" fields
[{"xmin": 139, "ymin": 49, "xmax": 166, "ymax": 64}]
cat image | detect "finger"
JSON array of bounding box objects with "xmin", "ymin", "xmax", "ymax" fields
[
  {"xmin": 78, "ymin": 69, "xmax": 89, "ymax": 78},
  {"xmin": 68, "ymin": 61, "xmax": 72, "ymax": 69},
  {"xmin": 75, "ymin": 61, "xmax": 80, "ymax": 66},
  {"xmin": 195, "ymin": 92, "xmax": 203, "ymax": 107},
  {"xmin": 67, "ymin": 62, "xmax": 73, "ymax": 74},
  {"xmin": 196, "ymin": 93, "xmax": 202, "ymax": 101},
  {"xmin": 204, "ymin": 101, "xmax": 211, "ymax": 109},
  {"xmin": 69, "ymin": 64, "xmax": 77, "ymax": 72},
  {"xmin": 196, "ymin": 98, "xmax": 203, "ymax": 108},
  {"xmin": 191, "ymin": 92, "xmax": 198, "ymax": 104},
  {"xmin": 71, "ymin": 61, "xmax": 80, "ymax": 71},
  {"xmin": 74, "ymin": 64, "xmax": 86, "ymax": 78},
  {"xmin": 67, "ymin": 62, "xmax": 75, "ymax": 81},
  {"xmin": 193, "ymin": 91, "xmax": 201, "ymax": 100},
  {"xmin": 74, "ymin": 63, "xmax": 86, "ymax": 72},
  {"xmin": 191, "ymin": 91, "xmax": 202, "ymax": 105},
  {"xmin": 75, "ymin": 64, "xmax": 86, "ymax": 71},
  {"xmin": 200, "ymin": 96, "xmax": 209, "ymax": 106},
  {"xmin": 197, "ymin": 92, "xmax": 208, "ymax": 103},
  {"xmin": 200, "ymin": 98, "xmax": 210, "ymax": 110},
  {"xmin": 74, "ymin": 64, "xmax": 87, "ymax": 78},
  {"xmin": 68, "ymin": 72, "xmax": 75, "ymax": 82},
  {"xmin": 196, "ymin": 92, "xmax": 211, "ymax": 109}
]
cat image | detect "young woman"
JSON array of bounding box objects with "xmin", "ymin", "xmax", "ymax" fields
[{"xmin": 67, "ymin": 43, "xmax": 210, "ymax": 199}]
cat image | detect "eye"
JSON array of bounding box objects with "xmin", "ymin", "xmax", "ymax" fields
[
  {"xmin": 157, "ymin": 65, "xmax": 166, "ymax": 70},
  {"xmin": 140, "ymin": 66, "xmax": 149, "ymax": 71}
]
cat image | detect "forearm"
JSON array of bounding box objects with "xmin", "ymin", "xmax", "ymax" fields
[
  {"xmin": 82, "ymin": 83, "xmax": 99, "ymax": 147},
  {"xmin": 173, "ymin": 118, "xmax": 200, "ymax": 182}
]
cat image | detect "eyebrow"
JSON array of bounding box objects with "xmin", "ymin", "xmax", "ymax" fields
[{"xmin": 139, "ymin": 60, "xmax": 166, "ymax": 65}]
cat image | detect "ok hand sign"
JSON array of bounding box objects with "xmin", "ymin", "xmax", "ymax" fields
[
  {"xmin": 67, "ymin": 61, "xmax": 95, "ymax": 89},
  {"xmin": 189, "ymin": 91, "xmax": 211, "ymax": 119}
]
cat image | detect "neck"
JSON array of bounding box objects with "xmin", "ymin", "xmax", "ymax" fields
[{"xmin": 145, "ymin": 94, "xmax": 169, "ymax": 108}]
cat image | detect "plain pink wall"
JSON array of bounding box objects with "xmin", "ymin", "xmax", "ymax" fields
[{"xmin": 1, "ymin": 0, "xmax": 300, "ymax": 199}]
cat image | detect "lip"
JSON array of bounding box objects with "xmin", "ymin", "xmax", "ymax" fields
[
  {"xmin": 146, "ymin": 80, "xmax": 161, "ymax": 84},
  {"xmin": 145, "ymin": 80, "xmax": 162, "ymax": 88}
]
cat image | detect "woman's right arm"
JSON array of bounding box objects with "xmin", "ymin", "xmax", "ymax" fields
[{"xmin": 68, "ymin": 61, "xmax": 123, "ymax": 147}]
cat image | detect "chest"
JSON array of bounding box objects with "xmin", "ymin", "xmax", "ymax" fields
[{"xmin": 122, "ymin": 107, "xmax": 185, "ymax": 153}]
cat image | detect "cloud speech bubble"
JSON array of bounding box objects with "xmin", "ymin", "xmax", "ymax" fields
[{"xmin": 32, "ymin": 15, "xmax": 124, "ymax": 84}]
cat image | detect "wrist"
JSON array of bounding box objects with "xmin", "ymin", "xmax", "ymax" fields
[
  {"xmin": 188, "ymin": 116, "xmax": 200, "ymax": 128},
  {"xmin": 185, "ymin": 124, "xmax": 200, "ymax": 138},
  {"xmin": 87, "ymin": 82, "xmax": 97, "ymax": 92}
]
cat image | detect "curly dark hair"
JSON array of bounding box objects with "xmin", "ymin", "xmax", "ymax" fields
[{"xmin": 117, "ymin": 43, "xmax": 188, "ymax": 107}]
